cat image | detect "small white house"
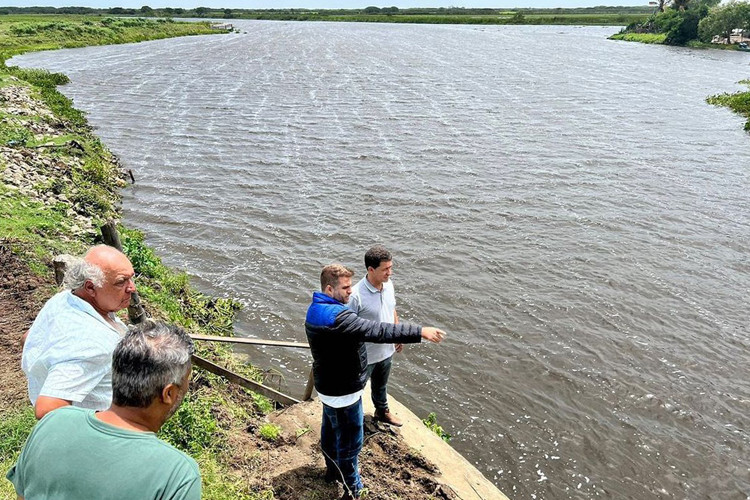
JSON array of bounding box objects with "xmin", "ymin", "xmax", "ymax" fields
[
  {"xmin": 712, "ymin": 29, "xmax": 750, "ymax": 44},
  {"xmin": 730, "ymin": 28, "xmax": 750, "ymax": 43}
]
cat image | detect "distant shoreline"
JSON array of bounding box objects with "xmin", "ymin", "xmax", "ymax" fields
[{"xmin": 1, "ymin": 6, "xmax": 652, "ymax": 28}]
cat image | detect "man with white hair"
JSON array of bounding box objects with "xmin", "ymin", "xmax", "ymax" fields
[
  {"xmin": 22, "ymin": 244, "xmax": 136, "ymax": 419},
  {"xmin": 8, "ymin": 320, "xmax": 200, "ymax": 500}
]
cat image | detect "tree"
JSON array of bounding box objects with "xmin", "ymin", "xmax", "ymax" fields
[
  {"xmin": 664, "ymin": 8, "xmax": 702, "ymax": 43},
  {"xmin": 363, "ymin": 6, "xmax": 380, "ymax": 14},
  {"xmin": 140, "ymin": 5, "xmax": 153, "ymax": 16},
  {"xmin": 194, "ymin": 7, "xmax": 210, "ymax": 17},
  {"xmin": 698, "ymin": 1, "xmax": 750, "ymax": 42}
]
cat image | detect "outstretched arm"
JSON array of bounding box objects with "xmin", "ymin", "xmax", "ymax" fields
[{"xmin": 334, "ymin": 309, "xmax": 446, "ymax": 345}]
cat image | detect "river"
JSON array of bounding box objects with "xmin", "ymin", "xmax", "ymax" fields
[{"xmin": 11, "ymin": 21, "xmax": 750, "ymax": 499}]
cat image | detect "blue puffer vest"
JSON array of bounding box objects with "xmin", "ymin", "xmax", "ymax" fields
[{"xmin": 304, "ymin": 292, "xmax": 422, "ymax": 396}]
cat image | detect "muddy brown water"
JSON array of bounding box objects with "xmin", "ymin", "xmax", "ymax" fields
[{"xmin": 11, "ymin": 22, "xmax": 750, "ymax": 499}]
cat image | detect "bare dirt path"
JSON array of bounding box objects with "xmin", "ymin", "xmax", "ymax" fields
[{"xmin": 0, "ymin": 243, "xmax": 53, "ymax": 411}]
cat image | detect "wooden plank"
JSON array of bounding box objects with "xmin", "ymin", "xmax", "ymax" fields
[
  {"xmin": 303, "ymin": 367, "xmax": 315, "ymax": 401},
  {"xmin": 190, "ymin": 334, "xmax": 309, "ymax": 349},
  {"xmin": 191, "ymin": 354, "xmax": 300, "ymax": 406}
]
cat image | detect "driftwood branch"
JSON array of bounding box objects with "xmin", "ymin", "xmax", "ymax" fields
[
  {"xmin": 303, "ymin": 367, "xmax": 315, "ymax": 401},
  {"xmin": 191, "ymin": 354, "xmax": 300, "ymax": 406},
  {"xmin": 189, "ymin": 334, "xmax": 309, "ymax": 349}
]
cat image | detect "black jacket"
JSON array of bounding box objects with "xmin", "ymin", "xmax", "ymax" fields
[{"xmin": 305, "ymin": 292, "xmax": 422, "ymax": 396}]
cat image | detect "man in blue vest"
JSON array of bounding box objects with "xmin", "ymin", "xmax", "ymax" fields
[{"xmin": 305, "ymin": 264, "xmax": 445, "ymax": 499}]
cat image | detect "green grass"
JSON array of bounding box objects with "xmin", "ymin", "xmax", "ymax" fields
[
  {"xmin": 422, "ymin": 412, "xmax": 451, "ymax": 443},
  {"xmin": 0, "ymin": 406, "xmax": 36, "ymax": 499},
  {"xmin": 707, "ymin": 79, "xmax": 750, "ymax": 132},
  {"xmin": 0, "ymin": 15, "xmax": 217, "ymax": 64},
  {"xmin": 609, "ymin": 32, "xmax": 668, "ymax": 43},
  {"xmin": 258, "ymin": 423, "xmax": 282, "ymax": 442}
]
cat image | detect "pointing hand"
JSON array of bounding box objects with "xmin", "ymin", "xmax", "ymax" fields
[{"xmin": 421, "ymin": 327, "xmax": 446, "ymax": 344}]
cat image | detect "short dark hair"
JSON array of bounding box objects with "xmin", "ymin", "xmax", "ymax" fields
[
  {"xmin": 364, "ymin": 245, "xmax": 392, "ymax": 270},
  {"xmin": 320, "ymin": 264, "xmax": 354, "ymax": 291},
  {"xmin": 112, "ymin": 320, "xmax": 194, "ymax": 408}
]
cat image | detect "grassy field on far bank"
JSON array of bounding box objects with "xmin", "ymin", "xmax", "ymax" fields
[
  {"xmin": 0, "ymin": 14, "xmax": 218, "ymax": 63},
  {"xmin": 232, "ymin": 10, "xmax": 649, "ymax": 25},
  {"xmin": 2, "ymin": 5, "xmax": 653, "ymax": 26}
]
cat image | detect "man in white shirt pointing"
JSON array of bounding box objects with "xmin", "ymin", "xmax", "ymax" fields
[{"xmin": 348, "ymin": 245, "xmax": 404, "ymax": 427}]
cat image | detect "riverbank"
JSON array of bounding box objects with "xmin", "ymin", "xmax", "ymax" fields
[
  {"xmin": 0, "ymin": 16, "xmax": 507, "ymax": 500},
  {"xmin": 609, "ymin": 31, "xmax": 747, "ymax": 49}
]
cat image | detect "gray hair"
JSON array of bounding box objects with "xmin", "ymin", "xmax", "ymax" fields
[
  {"xmin": 112, "ymin": 320, "xmax": 195, "ymax": 408},
  {"xmin": 63, "ymin": 257, "xmax": 105, "ymax": 290}
]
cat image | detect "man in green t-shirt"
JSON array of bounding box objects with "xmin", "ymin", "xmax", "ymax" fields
[{"xmin": 7, "ymin": 320, "xmax": 201, "ymax": 500}]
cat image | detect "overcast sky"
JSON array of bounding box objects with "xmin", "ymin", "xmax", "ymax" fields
[{"xmin": 2, "ymin": 0, "xmax": 651, "ymax": 9}]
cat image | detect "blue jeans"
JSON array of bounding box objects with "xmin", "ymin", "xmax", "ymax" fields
[
  {"xmin": 366, "ymin": 355, "xmax": 393, "ymax": 411},
  {"xmin": 321, "ymin": 398, "xmax": 364, "ymax": 496}
]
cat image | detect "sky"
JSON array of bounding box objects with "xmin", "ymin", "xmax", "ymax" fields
[{"xmin": 1, "ymin": 0, "xmax": 652, "ymax": 9}]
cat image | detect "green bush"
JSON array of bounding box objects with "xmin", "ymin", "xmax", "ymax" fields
[
  {"xmin": 159, "ymin": 391, "xmax": 223, "ymax": 456},
  {"xmin": 0, "ymin": 120, "xmax": 31, "ymax": 146},
  {"xmin": 422, "ymin": 412, "xmax": 451, "ymax": 442},
  {"xmin": 707, "ymin": 80, "xmax": 750, "ymax": 131},
  {"xmin": 258, "ymin": 422, "xmax": 281, "ymax": 442},
  {"xmin": 664, "ymin": 9, "xmax": 702, "ymax": 45}
]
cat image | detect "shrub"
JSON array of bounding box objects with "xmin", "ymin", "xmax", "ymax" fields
[
  {"xmin": 664, "ymin": 9, "xmax": 702, "ymax": 45},
  {"xmin": 422, "ymin": 412, "xmax": 451, "ymax": 442},
  {"xmin": 159, "ymin": 391, "xmax": 223, "ymax": 456},
  {"xmin": 707, "ymin": 80, "xmax": 750, "ymax": 131},
  {"xmin": 0, "ymin": 120, "xmax": 32, "ymax": 146},
  {"xmin": 258, "ymin": 422, "xmax": 281, "ymax": 442}
]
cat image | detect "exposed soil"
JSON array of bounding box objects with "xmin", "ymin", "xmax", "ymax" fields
[
  {"xmin": 245, "ymin": 400, "xmax": 458, "ymax": 500},
  {"xmin": 0, "ymin": 242, "xmax": 54, "ymax": 412}
]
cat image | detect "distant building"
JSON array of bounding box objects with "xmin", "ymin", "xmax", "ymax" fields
[
  {"xmin": 711, "ymin": 29, "xmax": 750, "ymax": 45},
  {"xmin": 730, "ymin": 29, "xmax": 750, "ymax": 44}
]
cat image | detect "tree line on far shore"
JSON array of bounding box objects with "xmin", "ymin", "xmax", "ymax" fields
[
  {"xmin": 618, "ymin": 0, "xmax": 750, "ymax": 46},
  {"xmin": 0, "ymin": 5, "xmax": 652, "ymax": 26},
  {"xmin": 0, "ymin": 5, "xmax": 652, "ymax": 17}
]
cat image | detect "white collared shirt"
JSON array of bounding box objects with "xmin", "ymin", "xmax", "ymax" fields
[
  {"xmin": 348, "ymin": 277, "xmax": 397, "ymax": 364},
  {"xmin": 22, "ymin": 290, "xmax": 127, "ymax": 410}
]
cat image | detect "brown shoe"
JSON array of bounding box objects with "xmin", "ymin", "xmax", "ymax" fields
[{"xmin": 374, "ymin": 408, "xmax": 403, "ymax": 427}]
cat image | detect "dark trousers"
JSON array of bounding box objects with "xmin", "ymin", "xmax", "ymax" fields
[
  {"xmin": 321, "ymin": 398, "xmax": 364, "ymax": 496},
  {"xmin": 366, "ymin": 355, "xmax": 393, "ymax": 411}
]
